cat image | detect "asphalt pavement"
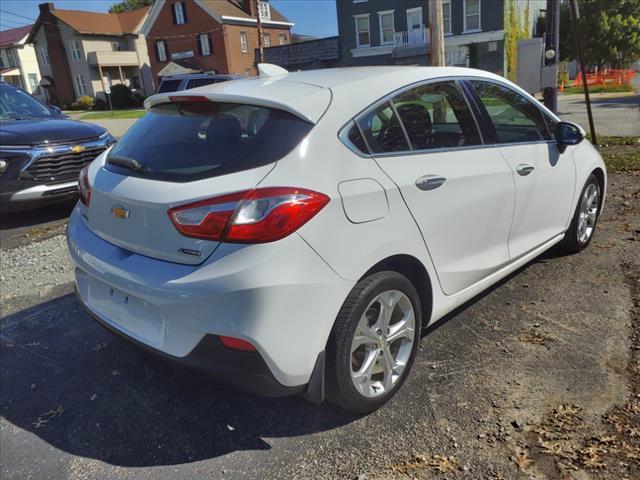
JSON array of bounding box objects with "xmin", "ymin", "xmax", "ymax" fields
[{"xmin": 1, "ymin": 172, "xmax": 638, "ymax": 480}]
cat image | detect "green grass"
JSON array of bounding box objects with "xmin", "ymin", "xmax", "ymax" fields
[
  {"xmin": 562, "ymin": 84, "xmax": 634, "ymax": 95},
  {"xmin": 596, "ymin": 136, "xmax": 640, "ymax": 172},
  {"xmin": 80, "ymin": 109, "xmax": 145, "ymax": 120}
]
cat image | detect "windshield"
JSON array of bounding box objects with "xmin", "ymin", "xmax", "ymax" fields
[
  {"xmin": 106, "ymin": 101, "xmax": 313, "ymax": 182},
  {"xmin": 0, "ymin": 87, "xmax": 51, "ymax": 121}
]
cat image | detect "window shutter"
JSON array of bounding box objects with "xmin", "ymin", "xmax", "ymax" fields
[
  {"xmin": 171, "ymin": 3, "xmax": 177, "ymax": 25},
  {"xmin": 181, "ymin": 2, "xmax": 188, "ymax": 23}
]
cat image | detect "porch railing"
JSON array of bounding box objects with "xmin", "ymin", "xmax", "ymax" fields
[{"xmin": 394, "ymin": 27, "xmax": 429, "ymax": 48}]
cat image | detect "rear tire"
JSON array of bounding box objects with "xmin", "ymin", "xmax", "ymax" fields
[
  {"xmin": 561, "ymin": 174, "xmax": 601, "ymax": 254},
  {"xmin": 326, "ymin": 271, "xmax": 422, "ymax": 414}
]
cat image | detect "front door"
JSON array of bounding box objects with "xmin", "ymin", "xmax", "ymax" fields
[
  {"xmin": 468, "ymin": 80, "xmax": 576, "ymax": 258},
  {"xmin": 359, "ymin": 80, "xmax": 515, "ymax": 295},
  {"xmin": 407, "ymin": 8, "xmax": 423, "ymax": 46}
]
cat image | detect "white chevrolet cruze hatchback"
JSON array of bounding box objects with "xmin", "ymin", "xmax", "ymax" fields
[{"xmin": 68, "ymin": 66, "xmax": 606, "ymax": 413}]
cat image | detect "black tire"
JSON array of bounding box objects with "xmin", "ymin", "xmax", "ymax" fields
[
  {"xmin": 561, "ymin": 173, "xmax": 602, "ymax": 254},
  {"xmin": 326, "ymin": 271, "xmax": 422, "ymax": 414}
]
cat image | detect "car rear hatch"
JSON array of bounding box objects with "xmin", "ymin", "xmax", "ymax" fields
[{"xmin": 85, "ymin": 83, "xmax": 329, "ymax": 265}]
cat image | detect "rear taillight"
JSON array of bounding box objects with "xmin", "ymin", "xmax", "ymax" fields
[
  {"xmin": 168, "ymin": 187, "xmax": 329, "ymax": 243},
  {"xmin": 218, "ymin": 335, "xmax": 256, "ymax": 352},
  {"xmin": 79, "ymin": 166, "xmax": 91, "ymax": 206}
]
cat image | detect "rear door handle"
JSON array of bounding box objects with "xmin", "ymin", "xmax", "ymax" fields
[
  {"xmin": 416, "ymin": 175, "xmax": 446, "ymax": 191},
  {"xmin": 516, "ymin": 164, "xmax": 535, "ymax": 176}
]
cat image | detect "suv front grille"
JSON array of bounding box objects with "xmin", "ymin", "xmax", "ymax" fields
[{"xmin": 25, "ymin": 148, "xmax": 106, "ymax": 181}]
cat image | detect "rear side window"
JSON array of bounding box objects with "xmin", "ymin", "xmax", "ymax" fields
[
  {"xmin": 357, "ymin": 102, "xmax": 409, "ymax": 153},
  {"xmin": 157, "ymin": 79, "xmax": 182, "ymax": 93},
  {"xmin": 391, "ymin": 81, "xmax": 481, "ymax": 149},
  {"xmin": 106, "ymin": 101, "xmax": 313, "ymax": 182},
  {"xmin": 186, "ymin": 78, "xmax": 218, "ymax": 89},
  {"xmin": 471, "ymin": 80, "xmax": 552, "ymax": 143}
]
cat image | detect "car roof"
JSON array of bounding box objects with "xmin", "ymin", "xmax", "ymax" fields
[
  {"xmin": 161, "ymin": 73, "xmax": 240, "ymax": 81},
  {"xmin": 146, "ymin": 66, "xmax": 511, "ymax": 124}
]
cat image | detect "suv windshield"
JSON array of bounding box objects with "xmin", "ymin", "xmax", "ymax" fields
[
  {"xmin": 0, "ymin": 87, "xmax": 51, "ymax": 121},
  {"xmin": 106, "ymin": 101, "xmax": 313, "ymax": 182}
]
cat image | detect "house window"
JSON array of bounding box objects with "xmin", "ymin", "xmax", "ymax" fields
[
  {"xmin": 199, "ymin": 34, "xmax": 211, "ymax": 56},
  {"xmin": 173, "ymin": 2, "xmax": 186, "ymax": 25},
  {"xmin": 354, "ymin": 14, "xmax": 370, "ymax": 47},
  {"xmin": 443, "ymin": 0, "xmax": 452, "ymax": 34},
  {"xmin": 132, "ymin": 76, "xmax": 141, "ymax": 89},
  {"xmin": 38, "ymin": 47, "xmax": 49, "ymax": 65},
  {"xmin": 6, "ymin": 49, "xmax": 16, "ymax": 66},
  {"xmin": 70, "ymin": 39, "xmax": 82, "ymax": 61},
  {"xmin": 111, "ymin": 42, "xmax": 120, "ymax": 51},
  {"xmin": 263, "ymin": 33, "xmax": 271, "ymax": 47},
  {"xmin": 74, "ymin": 74, "xmax": 87, "ymax": 97},
  {"xmin": 28, "ymin": 73, "xmax": 39, "ymax": 94},
  {"xmin": 378, "ymin": 10, "xmax": 395, "ymax": 45},
  {"xmin": 240, "ymin": 32, "xmax": 248, "ymax": 53},
  {"xmin": 156, "ymin": 40, "xmax": 167, "ymax": 62},
  {"xmin": 464, "ymin": 0, "xmax": 481, "ymax": 32},
  {"xmin": 258, "ymin": 1, "xmax": 271, "ymax": 21},
  {"xmin": 279, "ymin": 33, "xmax": 287, "ymax": 45}
]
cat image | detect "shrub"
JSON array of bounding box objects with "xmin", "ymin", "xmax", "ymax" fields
[
  {"xmin": 74, "ymin": 95, "xmax": 95, "ymax": 110},
  {"xmin": 131, "ymin": 92, "xmax": 146, "ymax": 107},
  {"xmin": 110, "ymin": 83, "xmax": 133, "ymax": 109}
]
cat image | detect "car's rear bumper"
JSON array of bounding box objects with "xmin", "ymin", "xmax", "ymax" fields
[
  {"xmin": 76, "ymin": 288, "xmax": 307, "ymax": 397},
  {"xmin": 67, "ymin": 204, "xmax": 353, "ymax": 390}
]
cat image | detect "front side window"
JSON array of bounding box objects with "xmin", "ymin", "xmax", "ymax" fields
[
  {"xmin": 464, "ymin": 0, "xmax": 481, "ymax": 31},
  {"xmin": 74, "ymin": 74, "xmax": 87, "ymax": 97},
  {"xmin": 156, "ymin": 40, "xmax": 167, "ymax": 62},
  {"xmin": 107, "ymin": 101, "xmax": 313, "ymax": 182},
  {"xmin": 240, "ymin": 32, "xmax": 248, "ymax": 53},
  {"xmin": 199, "ymin": 34, "xmax": 211, "ymax": 56},
  {"xmin": 355, "ymin": 14, "xmax": 370, "ymax": 47},
  {"xmin": 173, "ymin": 2, "xmax": 186, "ymax": 25},
  {"xmin": 471, "ymin": 80, "xmax": 552, "ymax": 143},
  {"xmin": 443, "ymin": 0, "xmax": 452, "ymax": 34},
  {"xmin": 378, "ymin": 11, "xmax": 395, "ymax": 45},
  {"xmin": 391, "ymin": 81, "xmax": 481, "ymax": 149},
  {"xmin": 357, "ymin": 102, "xmax": 409, "ymax": 153}
]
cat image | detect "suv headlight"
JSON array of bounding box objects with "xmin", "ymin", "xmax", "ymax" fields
[{"xmin": 0, "ymin": 159, "xmax": 7, "ymax": 173}]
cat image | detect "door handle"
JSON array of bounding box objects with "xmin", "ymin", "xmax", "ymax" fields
[
  {"xmin": 516, "ymin": 164, "xmax": 535, "ymax": 176},
  {"xmin": 415, "ymin": 175, "xmax": 446, "ymax": 191}
]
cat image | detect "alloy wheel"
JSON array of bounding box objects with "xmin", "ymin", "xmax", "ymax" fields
[
  {"xmin": 350, "ymin": 290, "xmax": 416, "ymax": 398},
  {"xmin": 577, "ymin": 182, "xmax": 599, "ymax": 244}
]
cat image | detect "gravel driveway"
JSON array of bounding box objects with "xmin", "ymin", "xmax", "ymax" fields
[{"xmin": 1, "ymin": 173, "xmax": 638, "ymax": 480}]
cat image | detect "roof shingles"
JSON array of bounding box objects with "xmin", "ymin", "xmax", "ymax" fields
[
  {"xmin": 0, "ymin": 25, "xmax": 33, "ymax": 48},
  {"xmin": 51, "ymin": 6, "xmax": 149, "ymax": 35}
]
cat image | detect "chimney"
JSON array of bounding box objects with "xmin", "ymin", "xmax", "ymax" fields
[{"xmin": 39, "ymin": 2, "xmax": 55, "ymax": 14}]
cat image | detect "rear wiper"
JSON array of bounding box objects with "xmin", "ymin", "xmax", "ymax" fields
[{"xmin": 107, "ymin": 155, "xmax": 145, "ymax": 173}]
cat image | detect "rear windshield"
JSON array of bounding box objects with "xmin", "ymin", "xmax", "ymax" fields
[
  {"xmin": 157, "ymin": 80, "xmax": 182, "ymax": 93},
  {"xmin": 105, "ymin": 101, "xmax": 313, "ymax": 182}
]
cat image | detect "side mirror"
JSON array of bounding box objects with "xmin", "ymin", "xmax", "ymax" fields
[
  {"xmin": 48, "ymin": 105, "xmax": 62, "ymax": 115},
  {"xmin": 555, "ymin": 121, "xmax": 585, "ymax": 153}
]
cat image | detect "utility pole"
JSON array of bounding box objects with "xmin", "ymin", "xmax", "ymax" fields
[
  {"xmin": 255, "ymin": 0, "xmax": 265, "ymax": 64},
  {"xmin": 542, "ymin": 0, "xmax": 560, "ymax": 112},
  {"xmin": 568, "ymin": 0, "xmax": 597, "ymax": 145},
  {"xmin": 428, "ymin": 0, "xmax": 445, "ymax": 66}
]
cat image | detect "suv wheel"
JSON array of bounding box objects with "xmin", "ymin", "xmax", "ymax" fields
[{"xmin": 326, "ymin": 271, "xmax": 422, "ymax": 413}]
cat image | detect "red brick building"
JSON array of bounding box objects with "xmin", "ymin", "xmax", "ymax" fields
[{"xmin": 141, "ymin": 0, "xmax": 293, "ymax": 84}]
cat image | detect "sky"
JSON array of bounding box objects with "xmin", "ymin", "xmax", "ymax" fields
[{"xmin": 0, "ymin": 0, "xmax": 339, "ymax": 38}]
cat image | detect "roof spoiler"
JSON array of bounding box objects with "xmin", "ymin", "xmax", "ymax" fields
[{"xmin": 257, "ymin": 63, "xmax": 288, "ymax": 78}]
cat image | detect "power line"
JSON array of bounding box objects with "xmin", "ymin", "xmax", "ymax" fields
[{"xmin": 0, "ymin": 9, "xmax": 37, "ymax": 22}]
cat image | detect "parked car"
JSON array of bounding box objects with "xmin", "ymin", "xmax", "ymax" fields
[
  {"xmin": 156, "ymin": 73, "xmax": 242, "ymax": 94},
  {"xmin": 67, "ymin": 66, "xmax": 606, "ymax": 413},
  {"xmin": 0, "ymin": 82, "xmax": 116, "ymax": 211}
]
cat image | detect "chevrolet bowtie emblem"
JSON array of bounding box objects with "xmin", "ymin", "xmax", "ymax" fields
[
  {"xmin": 111, "ymin": 205, "xmax": 130, "ymax": 219},
  {"xmin": 70, "ymin": 145, "xmax": 86, "ymax": 153}
]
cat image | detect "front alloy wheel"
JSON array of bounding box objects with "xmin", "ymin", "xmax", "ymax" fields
[
  {"xmin": 562, "ymin": 173, "xmax": 602, "ymax": 253},
  {"xmin": 326, "ymin": 271, "xmax": 422, "ymax": 413}
]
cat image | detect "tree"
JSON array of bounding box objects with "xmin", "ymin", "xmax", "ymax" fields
[
  {"xmin": 109, "ymin": 0, "xmax": 153, "ymax": 14},
  {"xmin": 559, "ymin": 0, "xmax": 640, "ymax": 69}
]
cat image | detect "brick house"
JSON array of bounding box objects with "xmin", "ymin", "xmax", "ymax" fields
[
  {"xmin": 141, "ymin": 0, "xmax": 293, "ymax": 83},
  {"xmin": 27, "ymin": 3, "xmax": 152, "ymax": 107}
]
